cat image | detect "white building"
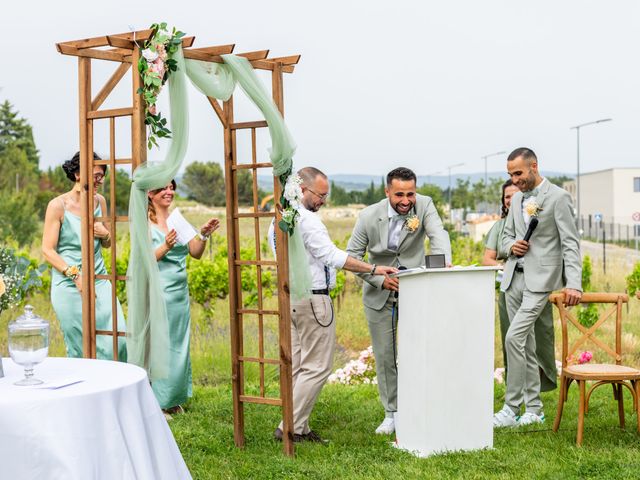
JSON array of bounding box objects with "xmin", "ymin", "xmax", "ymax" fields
[{"xmin": 563, "ymin": 167, "xmax": 640, "ymax": 236}]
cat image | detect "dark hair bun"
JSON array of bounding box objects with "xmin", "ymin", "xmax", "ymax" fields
[
  {"xmin": 62, "ymin": 152, "xmax": 81, "ymax": 182},
  {"xmin": 61, "ymin": 151, "xmax": 104, "ymax": 182}
]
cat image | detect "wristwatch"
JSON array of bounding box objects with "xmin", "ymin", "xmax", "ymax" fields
[{"xmin": 198, "ymin": 231, "xmax": 210, "ymax": 241}]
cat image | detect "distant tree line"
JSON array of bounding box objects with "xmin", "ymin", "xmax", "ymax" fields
[
  {"xmin": 181, "ymin": 161, "xmax": 266, "ymax": 207},
  {"xmin": 328, "ymin": 174, "xmax": 572, "ymax": 216},
  {"xmin": 0, "ymin": 100, "xmax": 131, "ymax": 246}
]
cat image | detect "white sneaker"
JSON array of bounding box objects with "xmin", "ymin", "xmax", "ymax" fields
[
  {"xmin": 493, "ymin": 406, "xmax": 518, "ymax": 428},
  {"xmin": 518, "ymin": 411, "xmax": 545, "ymax": 426},
  {"xmin": 375, "ymin": 417, "xmax": 395, "ymax": 435}
]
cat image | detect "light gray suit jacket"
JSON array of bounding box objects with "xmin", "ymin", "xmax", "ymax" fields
[
  {"xmin": 347, "ymin": 194, "xmax": 451, "ymax": 310},
  {"xmin": 500, "ymin": 180, "xmax": 582, "ymax": 293}
]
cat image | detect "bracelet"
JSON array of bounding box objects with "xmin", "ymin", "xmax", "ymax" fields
[
  {"xmin": 198, "ymin": 231, "xmax": 210, "ymax": 241},
  {"xmin": 370, "ymin": 263, "xmax": 377, "ymax": 275},
  {"xmin": 63, "ymin": 265, "xmax": 81, "ymax": 281}
]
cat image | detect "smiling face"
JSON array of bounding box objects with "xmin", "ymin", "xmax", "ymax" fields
[
  {"xmin": 386, "ymin": 178, "xmax": 416, "ymax": 215},
  {"xmin": 503, "ymin": 184, "xmax": 520, "ymax": 210},
  {"xmin": 148, "ymin": 182, "xmax": 175, "ymax": 209},
  {"xmin": 92, "ymin": 166, "xmax": 105, "ymax": 190},
  {"xmin": 73, "ymin": 165, "xmax": 106, "ymax": 190},
  {"xmin": 507, "ymin": 155, "xmax": 540, "ymax": 192}
]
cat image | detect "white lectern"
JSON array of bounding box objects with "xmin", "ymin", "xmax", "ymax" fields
[{"xmin": 394, "ymin": 266, "xmax": 498, "ymax": 457}]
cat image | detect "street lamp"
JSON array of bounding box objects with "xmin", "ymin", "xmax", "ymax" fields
[
  {"xmin": 481, "ymin": 151, "xmax": 506, "ymax": 186},
  {"xmin": 447, "ymin": 162, "xmax": 464, "ymax": 222},
  {"xmin": 570, "ymin": 118, "xmax": 612, "ymax": 231}
]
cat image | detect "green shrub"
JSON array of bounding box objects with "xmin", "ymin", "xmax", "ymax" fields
[
  {"xmin": 0, "ymin": 246, "xmax": 47, "ymax": 314},
  {"xmin": 626, "ymin": 261, "xmax": 640, "ymax": 297}
]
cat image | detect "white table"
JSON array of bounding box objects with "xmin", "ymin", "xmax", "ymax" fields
[
  {"xmin": 0, "ymin": 357, "xmax": 191, "ymax": 480},
  {"xmin": 395, "ymin": 266, "xmax": 498, "ymax": 457}
]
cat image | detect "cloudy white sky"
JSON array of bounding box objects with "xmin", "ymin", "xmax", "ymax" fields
[{"xmin": 2, "ymin": 0, "xmax": 639, "ymax": 177}]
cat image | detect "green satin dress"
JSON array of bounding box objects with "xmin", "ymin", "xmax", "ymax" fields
[
  {"xmin": 150, "ymin": 226, "xmax": 192, "ymax": 409},
  {"xmin": 51, "ymin": 204, "xmax": 127, "ymax": 360}
]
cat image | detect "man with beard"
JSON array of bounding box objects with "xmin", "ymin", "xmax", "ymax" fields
[
  {"xmin": 269, "ymin": 166, "xmax": 397, "ymax": 443},
  {"xmin": 493, "ymin": 147, "xmax": 582, "ymax": 427},
  {"xmin": 347, "ymin": 167, "xmax": 451, "ymax": 434}
]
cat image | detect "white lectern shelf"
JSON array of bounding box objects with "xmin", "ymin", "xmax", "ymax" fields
[{"xmin": 394, "ymin": 266, "xmax": 499, "ymax": 457}]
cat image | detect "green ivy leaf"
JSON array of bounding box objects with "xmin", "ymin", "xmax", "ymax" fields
[{"xmin": 278, "ymin": 220, "xmax": 290, "ymax": 233}]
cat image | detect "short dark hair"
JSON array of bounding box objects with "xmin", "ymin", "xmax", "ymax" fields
[
  {"xmin": 297, "ymin": 166, "xmax": 327, "ymax": 186},
  {"xmin": 62, "ymin": 151, "xmax": 106, "ymax": 182},
  {"xmin": 501, "ymin": 179, "xmax": 514, "ymax": 218},
  {"xmin": 386, "ymin": 167, "xmax": 417, "ymax": 186},
  {"xmin": 507, "ymin": 147, "xmax": 537, "ymax": 164}
]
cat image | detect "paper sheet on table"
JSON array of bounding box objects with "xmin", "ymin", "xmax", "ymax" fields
[
  {"xmin": 32, "ymin": 377, "xmax": 84, "ymax": 389},
  {"xmin": 166, "ymin": 208, "xmax": 197, "ymax": 245}
]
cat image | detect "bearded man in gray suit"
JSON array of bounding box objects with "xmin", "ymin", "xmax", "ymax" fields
[
  {"xmin": 347, "ymin": 167, "xmax": 451, "ymax": 435},
  {"xmin": 494, "ymin": 147, "xmax": 582, "ymax": 428}
]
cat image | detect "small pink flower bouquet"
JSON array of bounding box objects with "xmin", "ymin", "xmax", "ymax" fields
[
  {"xmin": 566, "ymin": 350, "xmax": 593, "ymax": 366},
  {"xmin": 577, "ymin": 351, "xmax": 593, "ymax": 364}
]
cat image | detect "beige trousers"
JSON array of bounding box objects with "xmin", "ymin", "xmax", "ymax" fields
[{"xmin": 278, "ymin": 294, "xmax": 335, "ymax": 434}]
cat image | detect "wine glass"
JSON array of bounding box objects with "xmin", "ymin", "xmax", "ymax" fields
[{"xmin": 8, "ymin": 305, "xmax": 49, "ymax": 386}]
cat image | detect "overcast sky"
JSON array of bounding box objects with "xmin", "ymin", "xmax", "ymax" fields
[{"xmin": 2, "ymin": 0, "xmax": 639, "ymax": 178}]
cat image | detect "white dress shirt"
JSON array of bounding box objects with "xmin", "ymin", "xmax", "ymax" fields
[
  {"xmin": 268, "ymin": 206, "xmax": 348, "ymax": 290},
  {"xmin": 522, "ymin": 178, "xmax": 547, "ymax": 227}
]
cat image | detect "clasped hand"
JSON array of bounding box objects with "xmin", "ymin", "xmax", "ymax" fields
[
  {"xmin": 94, "ymin": 222, "xmax": 110, "ymax": 240},
  {"xmin": 511, "ymin": 239, "xmax": 529, "ymax": 257}
]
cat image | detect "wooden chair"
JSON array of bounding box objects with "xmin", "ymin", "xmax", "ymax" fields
[{"xmin": 549, "ymin": 292, "xmax": 640, "ymax": 446}]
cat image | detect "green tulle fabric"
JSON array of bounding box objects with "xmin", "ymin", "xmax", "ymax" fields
[{"xmin": 127, "ymin": 47, "xmax": 311, "ymax": 380}]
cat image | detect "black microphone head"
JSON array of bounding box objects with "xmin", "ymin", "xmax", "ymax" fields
[{"xmin": 529, "ymin": 217, "xmax": 539, "ymax": 229}]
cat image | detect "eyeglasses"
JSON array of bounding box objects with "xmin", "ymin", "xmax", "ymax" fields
[
  {"xmin": 93, "ymin": 173, "xmax": 105, "ymax": 182},
  {"xmin": 307, "ymin": 188, "xmax": 329, "ymax": 201}
]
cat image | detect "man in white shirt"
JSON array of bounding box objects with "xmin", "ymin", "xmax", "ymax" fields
[{"xmin": 271, "ymin": 167, "xmax": 397, "ymax": 443}]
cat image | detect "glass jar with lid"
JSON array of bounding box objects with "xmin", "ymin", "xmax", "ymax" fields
[{"xmin": 8, "ymin": 305, "xmax": 49, "ymax": 385}]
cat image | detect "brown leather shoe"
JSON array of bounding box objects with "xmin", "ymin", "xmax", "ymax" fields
[
  {"xmin": 304, "ymin": 430, "xmax": 329, "ymax": 444},
  {"xmin": 273, "ymin": 428, "xmax": 306, "ymax": 443}
]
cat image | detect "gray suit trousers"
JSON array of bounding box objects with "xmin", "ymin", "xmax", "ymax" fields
[
  {"xmin": 504, "ymin": 271, "xmax": 549, "ymax": 415},
  {"xmin": 364, "ymin": 296, "xmax": 398, "ymax": 418}
]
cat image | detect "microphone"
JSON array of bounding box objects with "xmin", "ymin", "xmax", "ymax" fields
[
  {"xmin": 517, "ymin": 217, "xmax": 539, "ymax": 258},
  {"xmin": 523, "ymin": 217, "xmax": 539, "ymax": 242},
  {"xmin": 394, "ymin": 265, "xmax": 407, "ymax": 298}
]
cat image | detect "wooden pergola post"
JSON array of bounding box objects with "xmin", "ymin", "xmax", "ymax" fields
[{"xmin": 57, "ymin": 30, "xmax": 301, "ymax": 456}]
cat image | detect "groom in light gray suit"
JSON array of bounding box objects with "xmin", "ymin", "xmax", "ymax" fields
[
  {"xmin": 494, "ymin": 147, "xmax": 582, "ymax": 428},
  {"xmin": 347, "ymin": 167, "xmax": 451, "ymax": 434}
]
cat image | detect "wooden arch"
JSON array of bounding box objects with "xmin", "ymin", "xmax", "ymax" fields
[{"xmin": 57, "ymin": 29, "xmax": 299, "ymax": 455}]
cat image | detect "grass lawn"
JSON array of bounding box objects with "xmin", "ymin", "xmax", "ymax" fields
[{"xmin": 170, "ymin": 382, "xmax": 640, "ymax": 479}]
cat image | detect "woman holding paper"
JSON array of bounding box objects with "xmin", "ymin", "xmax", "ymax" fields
[{"xmin": 148, "ymin": 180, "xmax": 220, "ymax": 413}]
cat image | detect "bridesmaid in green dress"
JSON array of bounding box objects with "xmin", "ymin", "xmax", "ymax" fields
[
  {"xmin": 42, "ymin": 152, "xmax": 127, "ymax": 360},
  {"xmin": 482, "ymin": 179, "xmax": 557, "ymax": 392},
  {"xmin": 147, "ymin": 180, "xmax": 219, "ymax": 413}
]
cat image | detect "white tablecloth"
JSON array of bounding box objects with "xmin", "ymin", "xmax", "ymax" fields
[{"xmin": 0, "ymin": 357, "xmax": 191, "ymax": 480}]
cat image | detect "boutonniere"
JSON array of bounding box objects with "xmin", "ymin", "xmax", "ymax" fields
[
  {"xmin": 403, "ymin": 214, "xmax": 420, "ymax": 232},
  {"xmin": 524, "ymin": 201, "xmax": 542, "ymax": 217}
]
